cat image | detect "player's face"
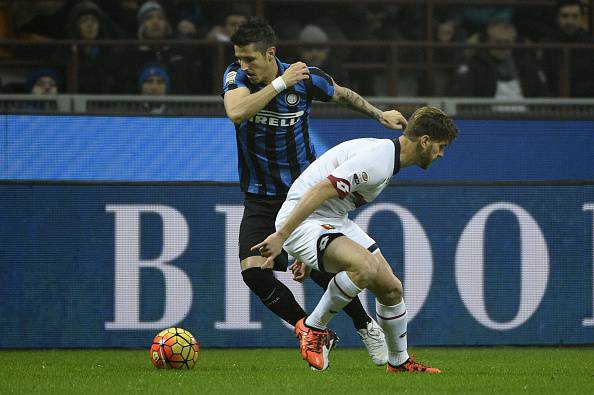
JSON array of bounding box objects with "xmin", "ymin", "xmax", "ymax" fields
[
  {"xmin": 418, "ymin": 137, "xmax": 448, "ymax": 170},
  {"xmin": 558, "ymin": 5, "xmax": 582, "ymax": 35},
  {"xmin": 234, "ymin": 44, "xmax": 275, "ymax": 84}
]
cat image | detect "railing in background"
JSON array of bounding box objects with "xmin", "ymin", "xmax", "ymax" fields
[
  {"xmin": 1, "ymin": 39, "xmax": 593, "ymax": 97},
  {"xmin": 1, "ymin": 94, "xmax": 594, "ymax": 119}
]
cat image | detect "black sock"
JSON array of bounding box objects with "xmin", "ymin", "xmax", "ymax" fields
[
  {"xmin": 309, "ymin": 270, "xmax": 371, "ymax": 330},
  {"xmin": 242, "ymin": 267, "xmax": 306, "ymax": 326}
]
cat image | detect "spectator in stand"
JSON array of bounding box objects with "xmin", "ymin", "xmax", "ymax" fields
[
  {"xmin": 340, "ymin": 4, "xmax": 418, "ymax": 96},
  {"xmin": 138, "ymin": 62, "xmax": 170, "ymax": 114},
  {"xmin": 452, "ymin": 18, "xmax": 548, "ymax": 98},
  {"xmin": 164, "ymin": 0, "xmax": 210, "ymax": 39},
  {"xmin": 137, "ymin": 0, "xmax": 172, "ymax": 40},
  {"xmin": 132, "ymin": 1, "xmax": 206, "ymax": 94},
  {"xmin": 51, "ymin": 1, "xmax": 118, "ymax": 94},
  {"xmin": 14, "ymin": 67, "xmax": 61, "ymax": 112},
  {"xmin": 10, "ymin": 1, "xmax": 69, "ymax": 59},
  {"xmin": 11, "ymin": 0, "xmax": 68, "ymax": 40},
  {"xmin": 432, "ymin": 17, "xmax": 467, "ymax": 96},
  {"xmin": 26, "ymin": 67, "xmax": 60, "ymax": 95},
  {"xmin": 540, "ymin": 0, "xmax": 594, "ymax": 97},
  {"xmin": 459, "ymin": 6, "xmax": 515, "ymax": 37},
  {"xmin": 206, "ymin": 10, "xmax": 248, "ymax": 65},
  {"xmin": 100, "ymin": 0, "xmax": 140, "ymax": 38},
  {"xmin": 297, "ymin": 24, "xmax": 349, "ymax": 85},
  {"xmin": 206, "ymin": 11, "xmax": 247, "ymax": 42}
]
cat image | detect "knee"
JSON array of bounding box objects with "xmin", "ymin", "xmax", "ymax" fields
[
  {"xmin": 350, "ymin": 253, "xmax": 380, "ymax": 289},
  {"xmin": 383, "ymin": 276, "xmax": 403, "ymax": 303}
]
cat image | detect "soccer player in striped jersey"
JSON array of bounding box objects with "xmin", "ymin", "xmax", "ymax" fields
[
  {"xmin": 253, "ymin": 107, "xmax": 458, "ymax": 371},
  {"xmin": 223, "ymin": 17, "xmax": 407, "ymax": 366}
]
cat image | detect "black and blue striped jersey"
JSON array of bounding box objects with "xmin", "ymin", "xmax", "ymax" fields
[{"xmin": 222, "ymin": 57, "xmax": 335, "ymax": 197}]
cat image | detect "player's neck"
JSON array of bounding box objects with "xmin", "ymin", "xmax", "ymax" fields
[
  {"xmin": 262, "ymin": 61, "xmax": 279, "ymax": 85},
  {"xmin": 397, "ymin": 135, "xmax": 417, "ymax": 168}
]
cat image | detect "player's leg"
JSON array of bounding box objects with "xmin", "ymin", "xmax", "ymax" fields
[
  {"xmin": 281, "ymin": 221, "xmax": 347, "ymax": 370},
  {"xmin": 309, "ymin": 237, "xmax": 440, "ymax": 373},
  {"xmin": 309, "ymin": 265, "xmax": 387, "ymax": 366},
  {"xmin": 240, "ymin": 257, "xmax": 305, "ymax": 326},
  {"xmin": 371, "ymin": 252, "xmax": 441, "ymax": 373},
  {"xmin": 304, "ymin": 235, "xmax": 383, "ymax": 330},
  {"xmin": 239, "ymin": 197, "xmax": 306, "ymax": 326},
  {"xmin": 309, "ymin": 270, "xmax": 371, "ymax": 330}
]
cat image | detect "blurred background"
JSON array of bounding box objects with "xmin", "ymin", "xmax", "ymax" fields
[{"xmin": 0, "ymin": 0, "xmax": 592, "ymax": 116}]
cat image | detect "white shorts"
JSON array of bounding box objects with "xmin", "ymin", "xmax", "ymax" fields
[{"xmin": 276, "ymin": 201, "xmax": 378, "ymax": 272}]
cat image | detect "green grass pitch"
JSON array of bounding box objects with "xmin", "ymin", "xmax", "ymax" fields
[{"xmin": 1, "ymin": 347, "xmax": 593, "ymax": 394}]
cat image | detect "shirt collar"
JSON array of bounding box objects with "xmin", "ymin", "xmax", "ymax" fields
[
  {"xmin": 392, "ymin": 138, "xmax": 401, "ymax": 175},
  {"xmin": 275, "ymin": 57, "xmax": 287, "ymax": 76}
]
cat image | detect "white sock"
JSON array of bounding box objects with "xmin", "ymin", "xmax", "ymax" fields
[
  {"xmin": 376, "ymin": 299, "xmax": 409, "ymax": 366},
  {"xmin": 305, "ymin": 271, "xmax": 363, "ymax": 329}
]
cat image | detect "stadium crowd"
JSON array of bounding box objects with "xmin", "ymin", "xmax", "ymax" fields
[{"xmin": 0, "ymin": 0, "xmax": 592, "ymax": 97}]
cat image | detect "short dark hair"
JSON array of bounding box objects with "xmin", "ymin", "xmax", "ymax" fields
[
  {"xmin": 405, "ymin": 106, "xmax": 458, "ymax": 143},
  {"xmin": 230, "ymin": 17, "xmax": 277, "ymax": 53}
]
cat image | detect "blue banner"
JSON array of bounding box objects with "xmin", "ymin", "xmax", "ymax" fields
[
  {"xmin": 1, "ymin": 184, "xmax": 593, "ymax": 348},
  {"xmin": 1, "ymin": 115, "xmax": 593, "ymax": 181}
]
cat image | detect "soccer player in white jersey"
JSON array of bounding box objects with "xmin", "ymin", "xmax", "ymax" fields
[{"xmin": 252, "ymin": 106, "xmax": 458, "ymax": 371}]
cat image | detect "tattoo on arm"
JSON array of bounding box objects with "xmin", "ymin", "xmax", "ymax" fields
[{"xmin": 335, "ymin": 87, "xmax": 382, "ymax": 122}]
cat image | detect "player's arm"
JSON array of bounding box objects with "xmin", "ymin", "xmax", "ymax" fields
[
  {"xmin": 223, "ymin": 62, "xmax": 311, "ymax": 124},
  {"xmin": 251, "ymin": 179, "xmax": 338, "ymax": 269},
  {"xmin": 332, "ymin": 81, "xmax": 407, "ymax": 130},
  {"xmin": 224, "ymin": 86, "xmax": 279, "ymax": 124}
]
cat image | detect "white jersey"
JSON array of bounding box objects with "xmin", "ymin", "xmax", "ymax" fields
[{"xmin": 284, "ymin": 138, "xmax": 400, "ymax": 219}]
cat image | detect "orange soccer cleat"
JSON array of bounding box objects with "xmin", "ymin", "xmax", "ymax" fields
[
  {"xmin": 294, "ymin": 318, "xmax": 338, "ymax": 371},
  {"xmin": 387, "ymin": 356, "xmax": 442, "ymax": 374}
]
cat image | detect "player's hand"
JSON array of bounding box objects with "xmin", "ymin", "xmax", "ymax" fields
[
  {"xmin": 251, "ymin": 231, "xmax": 285, "ymax": 270},
  {"xmin": 380, "ymin": 110, "xmax": 408, "ymax": 130},
  {"xmin": 281, "ymin": 62, "xmax": 310, "ymax": 88},
  {"xmin": 290, "ymin": 261, "xmax": 311, "ymax": 283}
]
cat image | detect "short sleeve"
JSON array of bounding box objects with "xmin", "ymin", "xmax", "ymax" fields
[
  {"xmin": 222, "ymin": 63, "xmax": 248, "ymax": 96},
  {"xmin": 326, "ymin": 144, "xmax": 393, "ymax": 199},
  {"xmin": 308, "ymin": 67, "xmax": 334, "ymax": 102}
]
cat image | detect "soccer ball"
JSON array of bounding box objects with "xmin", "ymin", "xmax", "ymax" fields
[{"xmin": 150, "ymin": 327, "xmax": 200, "ymax": 369}]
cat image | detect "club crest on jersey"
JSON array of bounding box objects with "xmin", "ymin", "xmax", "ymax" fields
[
  {"xmin": 225, "ymin": 71, "xmax": 237, "ymax": 86},
  {"xmin": 353, "ymin": 171, "xmax": 369, "ymax": 185},
  {"xmin": 285, "ymin": 92, "xmax": 300, "ymax": 106}
]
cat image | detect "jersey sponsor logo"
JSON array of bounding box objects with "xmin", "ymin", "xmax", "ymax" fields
[
  {"xmin": 335, "ymin": 180, "xmax": 350, "ymax": 193},
  {"xmin": 285, "ymin": 92, "xmax": 300, "ymax": 106},
  {"xmin": 248, "ymin": 110, "xmax": 304, "ymax": 127},
  {"xmin": 353, "ymin": 171, "xmax": 368, "ymax": 185},
  {"xmin": 225, "ymin": 71, "xmax": 237, "ymax": 85},
  {"xmin": 327, "ymin": 175, "xmax": 351, "ymax": 199},
  {"xmin": 319, "ymin": 235, "xmax": 330, "ymax": 251}
]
